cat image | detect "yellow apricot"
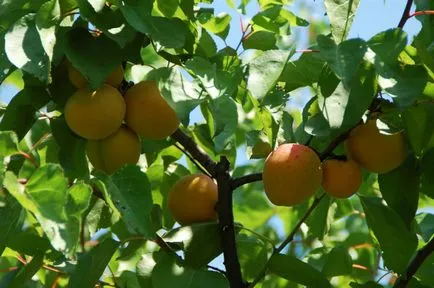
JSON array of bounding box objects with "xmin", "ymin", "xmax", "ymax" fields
[
  {"xmin": 124, "ymin": 81, "xmax": 180, "ymax": 140},
  {"xmin": 68, "ymin": 65, "xmax": 124, "ymax": 88},
  {"xmin": 64, "ymin": 84, "xmax": 125, "ymax": 140},
  {"xmin": 87, "ymin": 125, "xmax": 141, "ymax": 174},
  {"xmin": 322, "ymin": 159, "xmax": 362, "ymax": 198},
  {"xmin": 263, "ymin": 143, "xmax": 322, "ymax": 206},
  {"xmin": 168, "ymin": 174, "xmax": 218, "ymax": 225},
  {"xmin": 251, "ymin": 141, "xmax": 273, "ymax": 159},
  {"xmin": 346, "ymin": 119, "xmax": 407, "ymax": 174}
]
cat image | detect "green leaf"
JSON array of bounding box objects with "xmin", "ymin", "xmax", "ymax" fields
[
  {"xmin": 146, "ymin": 67, "xmax": 204, "ymax": 125},
  {"xmin": 302, "ymin": 97, "xmax": 331, "ymax": 137},
  {"xmin": 247, "ymin": 50, "xmax": 290, "ymax": 99},
  {"xmin": 378, "ymin": 155, "xmax": 419, "ymax": 228},
  {"xmin": 151, "ymin": 252, "xmax": 229, "ymax": 288},
  {"xmin": 6, "ymin": 231, "xmax": 51, "ymax": 256},
  {"xmin": 0, "ymin": 193, "xmax": 23, "ymax": 255},
  {"xmin": 280, "ymin": 51, "xmax": 325, "ymax": 92},
  {"xmin": 50, "ymin": 116, "xmax": 89, "ymax": 180},
  {"xmin": 237, "ymin": 234, "xmax": 269, "ymax": 281},
  {"xmin": 96, "ymin": 165, "xmax": 155, "ymax": 239},
  {"xmin": 36, "ymin": 0, "xmax": 61, "ymax": 62},
  {"xmin": 324, "ymin": 0, "xmax": 360, "ymax": 43},
  {"xmin": 317, "ymin": 36, "xmax": 367, "ymax": 88},
  {"xmin": 242, "ymin": 31, "xmax": 277, "ymax": 51},
  {"xmin": 0, "ymin": 131, "xmax": 20, "ymax": 157},
  {"xmin": 208, "ymin": 96, "xmax": 238, "ymax": 153},
  {"xmin": 415, "ymin": 252, "xmax": 434, "ymax": 287},
  {"xmin": 163, "ymin": 222, "xmax": 222, "ymax": 268},
  {"xmin": 350, "ymin": 281, "xmax": 383, "ymax": 288},
  {"xmin": 199, "ymin": 11, "xmax": 231, "ymax": 39},
  {"xmin": 416, "ymin": 213, "xmax": 434, "ymax": 242},
  {"xmin": 64, "ymin": 28, "xmax": 123, "ymax": 89},
  {"xmin": 318, "ymin": 61, "xmax": 377, "ymax": 129},
  {"xmin": 368, "ymin": 28, "xmax": 407, "ymax": 65},
  {"xmin": 69, "ymin": 237, "xmax": 120, "ymax": 288},
  {"xmin": 8, "ymin": 253, "xmax": 44, "ymax": 288},
  {"xmin": 403, "ymin": 104, "xmax": 434, "ymax": 156},
  {"xmin": 360, "ymin": 197, "xmax": 418, "ymax": 273},
  {"xmin": 307, "ymin": 195, "xmax": 336, "ymax": 239},
  {"xmin": 268, "ymin": 254, "xmax": 332, "ymax": 288},
  {"xmin": 420, "ymin": 148, "xmax": 434, "ymax": 199},
  {"xmin": 0, "ymin": 87, "xmax": 50, "ymax": 140},
  {"xmin": 25, "ymin": 164, "xmax": 69, "ymax": 222},
  {"xmin": 322, "ymin": 246, "xmax": 353, "ymax": 277},
  {"xmin": 5, "ymin": 14, "xmax": 50, "ymax": 82}
]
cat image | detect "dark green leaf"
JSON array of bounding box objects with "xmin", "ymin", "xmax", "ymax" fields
[
  {"xmin": 268, "ymin": 253, "xmax": 331, "ymax": 287},
  {"xmin": 64, "ymin": 28, "xmax": 123, "ymax": 89},
  {"xmin": 322, "ymin": 246, "xmax": 353, "ymax": 277},
  {"xmin": 307, "ymin": 195, "xmax": 336, "ymax": 239},
  {"xmin": 5, "ymin": 14, "xmax": 50, "ymax": 82},
  {"xmin": 8, "ymin": 254, "xmax": 44, "ymax": 288},
  {"xmin": 35, "ymin": 0, "xmax": 61, "ymax": 62},
  {"xmin": 0, "ymin": 131, "xmax": 20, "ymax": 157},
  {"xmin": 403, "ymin": 104, "xmax": 434, "ymax": 156},
  {"xmin": 360, "ymin": 197, "xmax": 418, "ymax": 273},
  {"xmin": 208, "ymin": 96, "xmax": 238, "ymax": 152},
  {"xmin": 0, "ymin": 87, "xmax": 50, "ymax": 140},
  {"xmin": 69, "ymin": 237, "xmax": 120, "ymax": 288},
  {"xmin": 0, "ymin": 193, "xmax": 23, "ymax": 254},
  {"xmin": 368, "ymin": 28, "xmax": 407, "ymax": 65},
  {"xmin": 242, "ymin": 31, "xmax": 277, "ymax": 51},
  {"xmin": 237, "ymin": 234, "xmax": 269, "ymax": 281},
  {"xmin": 247, "ymin": 50, "xmax": 290, "ymax": 99},
  {"xmin": 420, "ymin": 148, "xmax": 434, "ymax": 199},
  {"xmin": 350, "ymin": 281, "xmax": 383, "ymax": 288},
  {"xmin": 96, "ymin": 165, "xmax": 155, "ymax": 239},
  {"xmin": 378, "ymin": 155, "xmax": 419, "ymax": 228},
  {"xmin": 163, "ymin": 222, "xmax": 222, "ymax": 268},
  {"xmin": 416, "ymin": 213, "xmax": 434, "ymax": 242}
]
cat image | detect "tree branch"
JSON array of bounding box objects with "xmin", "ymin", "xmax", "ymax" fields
[
  {"xmin": 171, "ymin": 128, "xmax": 218, "ymax": 177},
  {"xmin": 215, "ymin": 156, "xmax": 245, "ymax": 288},
  {"xmin": 394, "ymin": 237, "xmax": 434, "ymax": 287},
  {"xmin": 408, "ymin": 10, "xmax": 434, "ymax": 18},
  {"xmin": 231, "ymin": 173, "xmax": 263, "ymax": 190},
  {"xmin": 249, "ymin": 194, "xmax": 326, "ymax": 287},
  {"xmin": 397, "ymin": 0, "xmax": 414, "ymax": 28}
]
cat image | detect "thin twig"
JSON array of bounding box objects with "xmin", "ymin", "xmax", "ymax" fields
[
  {"xmin": 393, "ymin": 237, "xmax": 434, "ymax": 287},
  {"xmin": 397, "ymin": 0, "xmax": 414, "ymax": 28},
  {"xmin": 171, "ymin": 129, "xmax": 217, "ymax": 177},
  {"xmin": 231, "ymin": 173, "xmax": 263, "ymax": 189},
  {"xmin": 249, "ymin": 194, "xmax": 326, "ymax": 287},
  {"xmin": 208, "ymin": 265, "xmax": 227, "ymax": 275},
  {"xmin": 408, "ymin": 10, "xmax": 434, "ymax": 18},
  {"xmin": 174, "ymin": 143, "xmax": 212, "ymax": 177}
]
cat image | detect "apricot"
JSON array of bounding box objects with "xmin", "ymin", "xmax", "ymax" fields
[
  {"xmin": 251, "ymin": 141, "xmax": 273, "ymax": 159},
  {"xmin": 168, "ymin": 174, "xmax": 218, "ymax": 225},
  {"xmin": 68, "ymin": 64, "xmax": 124, "ymax": 88},
  {"xmin": 87, "ymin": 125, "xmax": 141, "ymax": 174},
  {"xmin": 262, "ymin": 143, "xmax": 322, "ymax": 206},
  {"xmin": 322, "ymin": 159, "xmax": 362, "ymax": 198},
  {"xmin": 64, "ymin": 84, "xmax": 125, "ymax": 140},
  {"xmin": 124, "ymin": 81, "xmax": 180, "ymax": 140},
  {"xmin": 346, "ymin": 119, "xmax": 407, "ymax": 174}
]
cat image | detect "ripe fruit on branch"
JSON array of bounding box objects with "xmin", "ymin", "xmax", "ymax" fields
[
  {"xmin": 263, "ymin": 143, "xmax": 322, "ymax": 206},
  {"xmin": 322, "ymin": 159, "xmax": 362, "ymax": 198},
  {"xmin": 346, "ymin": 119, "xmax": 407, "ymax": 174},
  {"xmin": 168, "ymin": 174, "xmax": 218, "ymax": 225},
  {"xmin": 87, "ymin": 125, "xmax": 141, "ymax": 174},
  {"xmin": 68, "ymin": 64, "xmax": 124, "ymax": 88},
  {"xmin": 64, "ymin": 84, "xmax": 125, "ymax": 140},
  {"xmin": 124, "ymin": 80, "xmax": 180, "ymax": 140}
]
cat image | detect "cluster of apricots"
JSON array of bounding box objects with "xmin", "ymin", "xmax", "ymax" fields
[
  {"xmin": 263, "ymin": 119, "xmax": 407, "ymax": 206},
  {"xmin": 167, "ymin": 119, "xmax": 407, "ymax": 226},
  {"xmin": 64, "ymin": 63, "xmax": 179, "ymax": 174}
]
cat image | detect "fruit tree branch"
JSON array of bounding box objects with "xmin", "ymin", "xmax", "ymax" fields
[
  {"xmin": 398, "ymin": 0, "xmax": 414, "ymax": 28},
  {"xmin": 232, "ymin": 173, "xmax": 263, "ymax": 190},
  {"xmin": 393, "ymin": 236, "xmax": 434, "ymax": 287},
  {"xmin": 408, "ymin": 10, "xmax": 434, "ymax": 18},
  {"xmin": 249, "ymin": 193, "xmax": 326, "ymax": 287},
  {"xmin": 215, "ymin": 156, "xmax": 245, "ymax": 288},
  {"xmin": 171, "ymin": 128, "xmax": 218, "ymax": 176}
]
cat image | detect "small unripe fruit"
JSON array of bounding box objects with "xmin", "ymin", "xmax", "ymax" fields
[
  {"xmin": 68, "ymin": 65, "xmax": 124, "ymax": 88},
  {"xmin": 168, "ymin": 174, "xmax": 218, "ymax": 225},
  {"xmin": 263, "ymin": 143, "xmax": 322, "ymax": 206},
  {"xmin": 87, "ymin": 125, "xmax": 141, "ymax": 174},
  {"xmin": 124, "ymin": 81, "xmax": 180, "ymax": 140},
  {"xmin": 64, "ymin": 84, "xmax": 125, "ymax": 140},
  {"xmin": 346, "ymin": 119, "xmax": 407, "ymax": 174},
  {"xmin": 322, "ymin": 159, "xmax": 362, "ymax": 198}
]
